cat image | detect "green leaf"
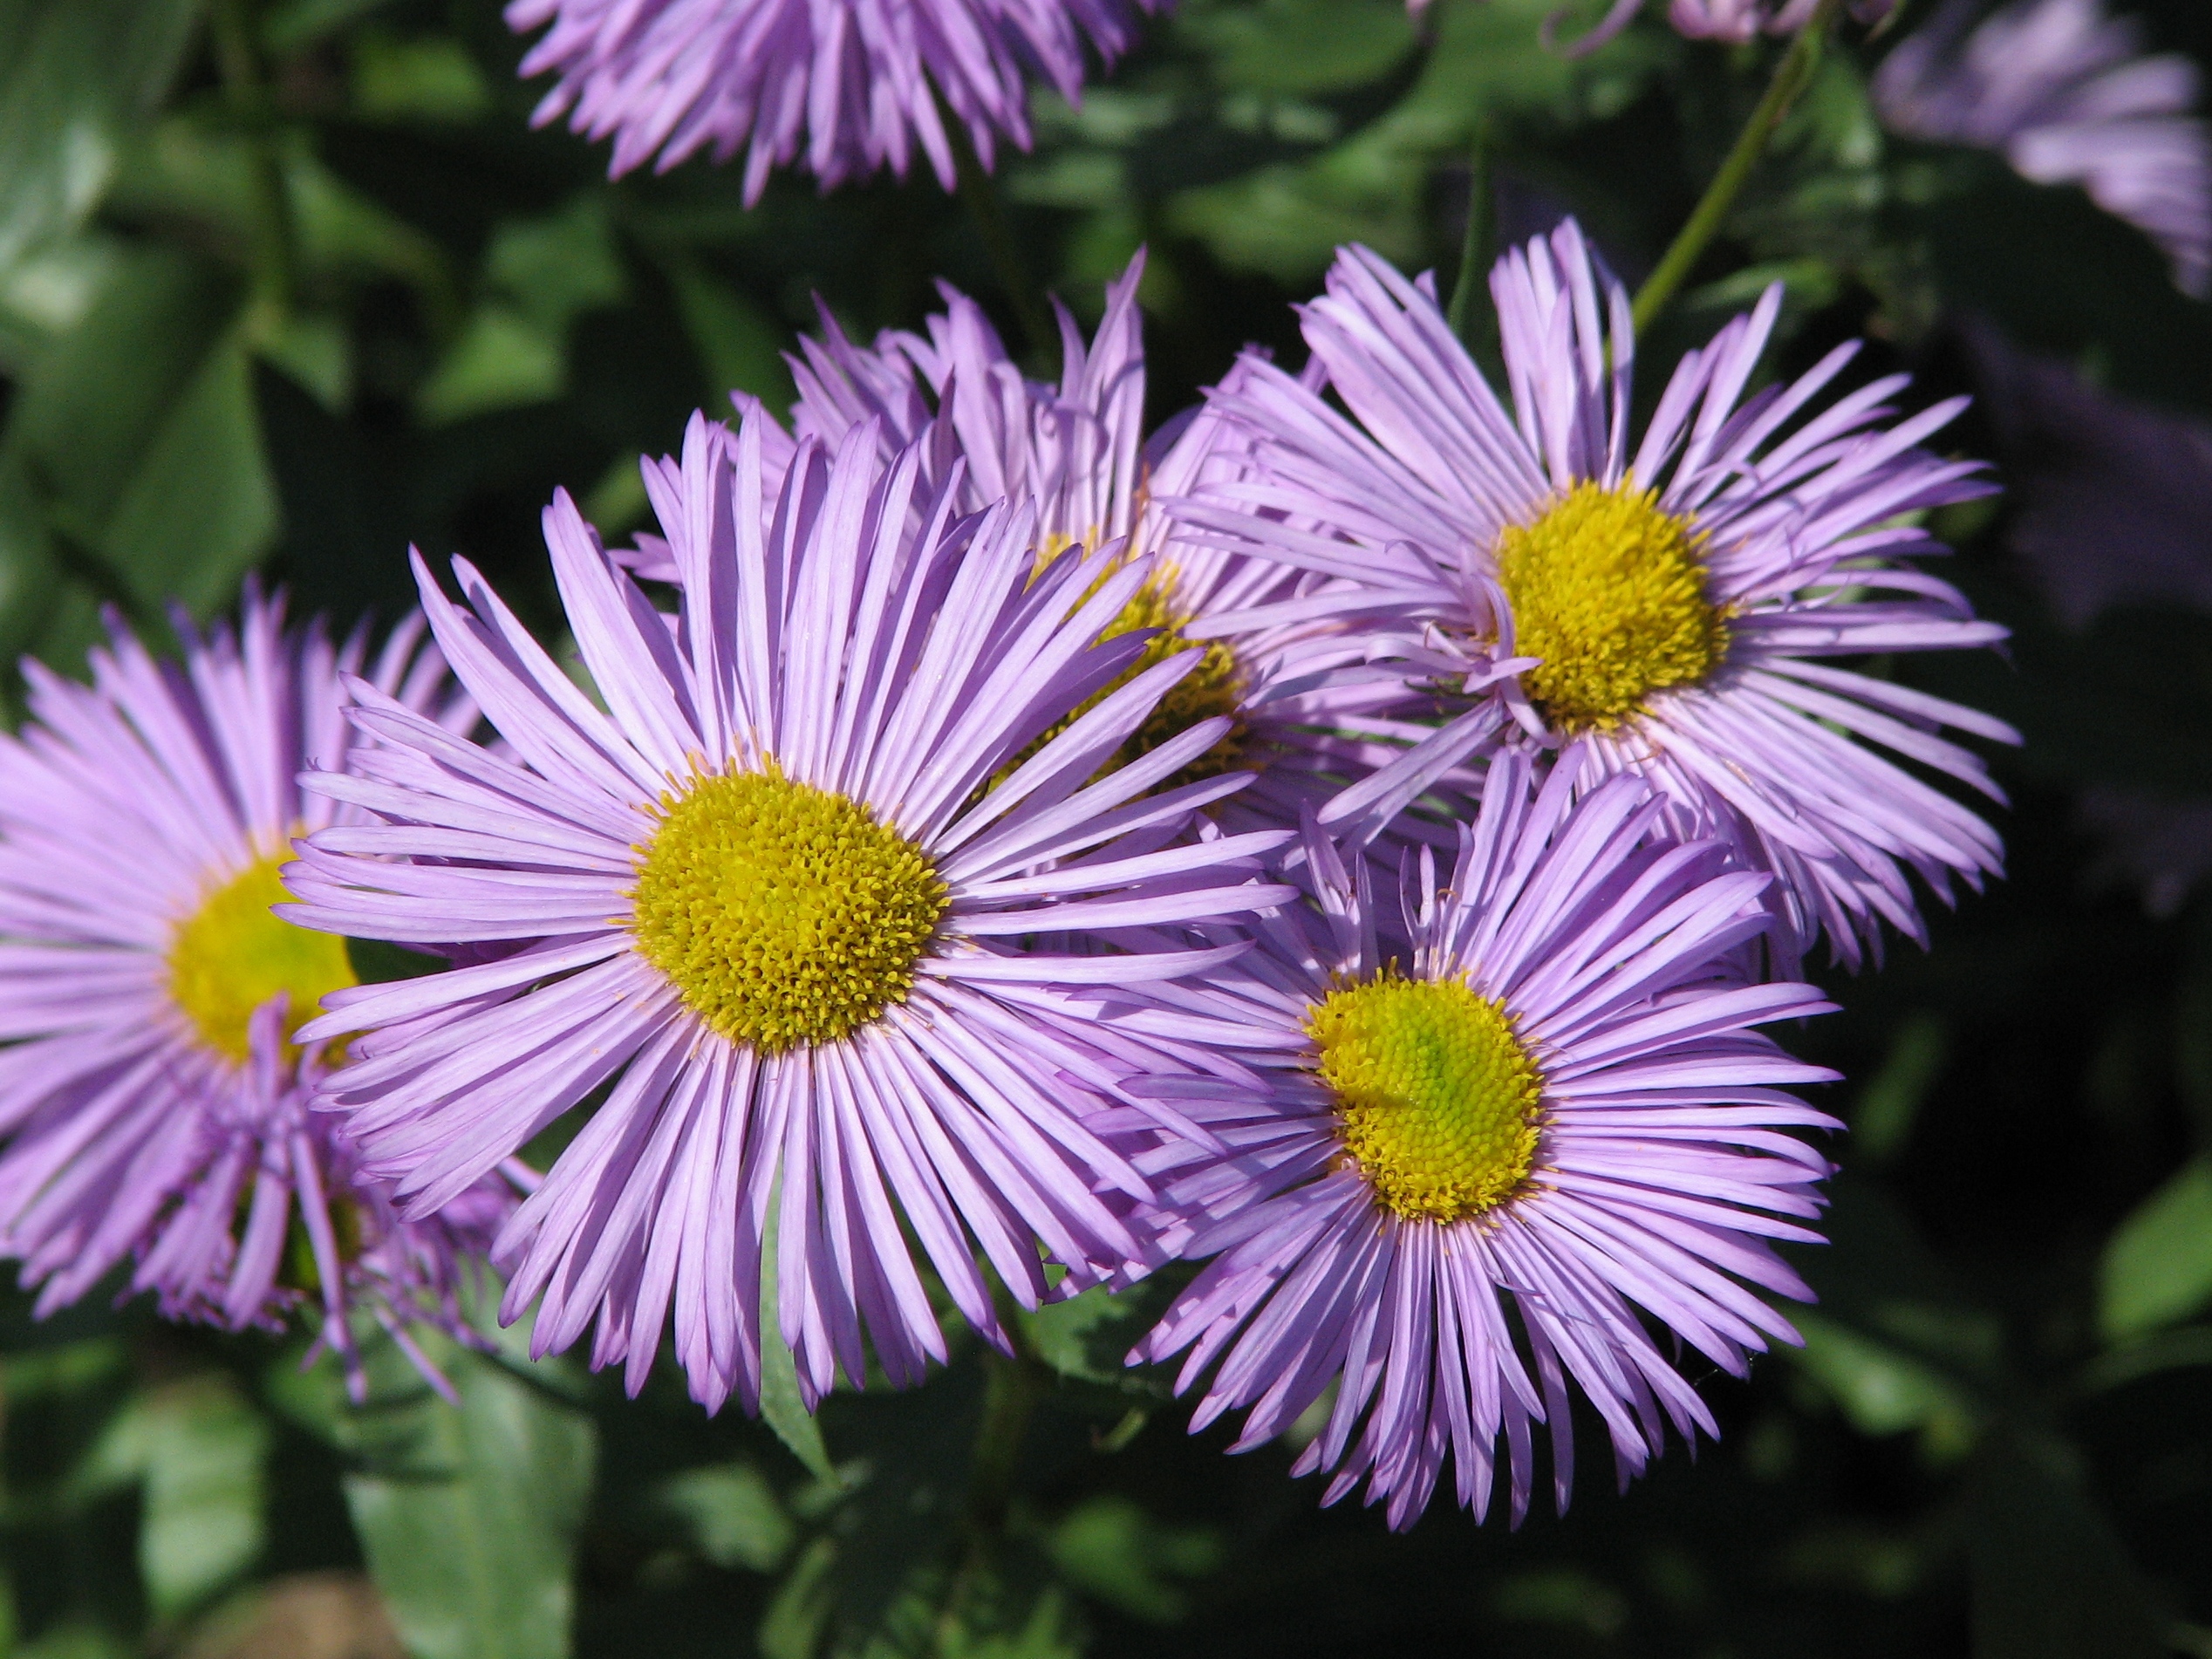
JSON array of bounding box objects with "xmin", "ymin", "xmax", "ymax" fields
[
  {"xmin": 14, "ymin": 1625, "xmax": 133, "ymax": 1659},
  {"xmin": 255, "ymin": 309, "xmax": 353, "ymax": 411},
  {"xmin": 1018, "ymin": 1276, "xmax": 1179, "ymax": 1396},
  {"xmin": 6, "ymin": 248, "xmax": 239, "ymax": 515},
  {"xmin": 96, "ymin": 328, "xmax": 279, "ymax": 615},
  {"xmin": 1046, "ymin": 1496, "xmax": 1220, "ymax": 1623},
  {"xmin": 653, "ymin": 1463, "xmax": 796, "ymax": 1574},
  {"xmin": 1851, "ymin": 1012, "xmax": 1949, "ymax": 1167},
  {"xmin": 1968, "ymin": 1429, "xmax": 2167, "ymax": 1659},
  {"xmin": 416, "ymin": 305, "xmax": 564, "ymax": 426},
  {"xmin": 74, "ymin": 1375, "xmax": 271, "ymax": 1618},
  {"xmin": 2099, "ymin": 1156, "xmax": 2212, "ymax": 1342},
  {"xmin": 1783, "ymin": 1177, "xmax": 2000, "ymax": 1459},
  {"xmin": 659, "ymin": 254, "xmax": 795, "ymax": 410},
  {"xmin": 758, "ymin": 1193, "xmax": 838, "ymax": 1485},
  {"xmin": 262, "ymin": 0, "xmax": 400, "ymax": 55},
  {"xmin": 345, "ymin": 936, "xmax": 448, "ymax": 987},
  {"xmin": 136, "ymin": 1380, "xmax": 271, "ymax": 1618},
  {"xmin": 1177, "ymin": 0, "xmax": 1416, "ymax": 100},
  {"xmin": 338, "ymin": 1334, "xmax": 597, "ymax": 1659},
  {"xmin": 1789, "ymin": 1311, "xmax": 1979, "ymax": 1457},
  {"xmin": 488, "ymin": 195, "xmax": 627, "ymax": 337},
  {"xmin": 0, "ymin": 0, "xmax": 201, "ymax": 271},
  {"xmin": 0, "ymin": 244, "xmax": 277, "ymax": 625},
  {"xmin": 351, "ymin": 31, "xmax": 491, "ymax": 125},
  {"xmin": 756, "ymin": 1356, "xmax": 983, "ymax": 1659}
]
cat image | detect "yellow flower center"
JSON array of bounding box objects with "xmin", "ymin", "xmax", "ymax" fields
[
  {"xmin": 167, "ymin": 852, "xmax": 358, "ymax": 1065},
  {"xmin": 627, "ymin": 761, "xmax": 949, "ymax": 1055},
  {"xmin": 1307, "ymin": 973, "xmax": 1544, "ymax": 1225},
  {"xmin": 1013, "ymin": 570, "xmax": 1247, "ymax": 789},
  {"xmin": 1494, "ymin": 481, "xmax": 1729, "ymax": 734}
]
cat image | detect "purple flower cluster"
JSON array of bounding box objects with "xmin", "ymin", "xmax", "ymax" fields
[{"xmin": 0, "ymin": 228, "xmax": 2013, "ymax": 1529}]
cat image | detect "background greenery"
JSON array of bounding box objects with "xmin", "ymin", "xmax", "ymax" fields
[{"xmin": 0, "ymin": 0, "xmax": 2208, "ymax": 1653}]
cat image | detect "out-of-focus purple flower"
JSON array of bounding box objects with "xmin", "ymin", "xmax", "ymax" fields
[
  {"xmin": 282, "ymin": 408, "xmax": 1295, "ymax": 1414},
  {"xmin": 2079, "ymin": 787, "xmax": 2212, "ymax": 916},
  {"xmin": 1962, "ymin": 320, "xmax": 2212, "ymax": 917},
  {"xmin": 1965, "ymin": 318, "xmax": 2212, "ymax": 625},
  {"xmin": 631, "ymin": 255, "xmax": 1473, "ymax": 838},
  {"xmin": 1171, "ymin": 225, "xmax": 2017, "ymax": 974},
  {"xmin": 1120, "ymin": 758, "xmax": 1837, "ymax": 1530},
  {"xmin": 0, "ymin": 591, "xmax": 517, "ymax": 1396},
  {"xmin": 1874, "ymin": 0, "xmax": 2212, "ymax": 297},
  {"xmin": 1538, "ymin": 0, "xmax": 1893, "ymax": 57},
  {"xmin": 506, "ymin": 0, "xmax": 1162, "ymax": 201}
]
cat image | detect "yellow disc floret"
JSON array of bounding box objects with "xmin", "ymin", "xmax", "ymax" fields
[
  {"xmin": 1494, "ymin": 481, "xmax": 1730, "ymax": 734},
  {"xmin": 167, "ymin": 852, "xmax": 358, "ymax": 1065},
  {"xmin": 1307, "ymin": 973, "xmax": 1544, "ymax": 1225},
  {"xmin": 1011, "ymin": 569, "xmax": 1248, "ymax": 790},
  {"xmin": 627, "ymin": 761, "xmax": 948, "ymax": 1054}
]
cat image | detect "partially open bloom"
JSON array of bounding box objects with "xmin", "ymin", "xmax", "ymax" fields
[
  {"xmin": 1123, "ymin": 757, "xmax": 1838, "ymax": 1529},
  {"xmin": 1174, "ymin": 226, "xmax": 2017, "ymax": 972},
  {"xmin": 283, "ymin": 410, "xmax": 1294, "ymax": 1413},
  {"xmin": 507, "ymin": 0, "xmax": 1161, "ymax": 200},
  {"xmin": 1874, "ymin": 0, "xmax": 2212, "ymax": 297},
  {"xmin": 0, "ymin": 593, "xmax": 514, "ymax": 1389}
]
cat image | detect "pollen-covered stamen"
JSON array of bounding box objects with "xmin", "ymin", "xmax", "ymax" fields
[
  {"xmin": 167, "ymin": 853, "xmax": 358, "ymax": 1065},
  {"xmin": 1495, "ymin": 481, "xmax": 1729, "ymax": 734},
  {"xmin": 628, "ymin": 761, "xmax": 949, "ymax": 1054},
  {"xmin": 1307, "ymin": 973, "xmax": 1543, "ymax": 1225}
]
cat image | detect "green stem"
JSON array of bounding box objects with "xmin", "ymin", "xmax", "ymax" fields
[
  {"xmin": 946, "ymin": 121, "xmax": 1053, "ymax": 367},
  {"xmin": 966, "ymin": 1343, "xmax": 1041, "ymax": 1536},
  {"xmin": 211, "ymin": 0, "xmax": 295, "ymax": 320},
  {"xmin": 1630, "ymin": 0, "xmax": 1846, "ymax": 335},
  {"xmin": 936, "ymin": 1337, "xmax": 1042, "ymax": 1648},
  {"xmin": 1445, "ymin": 118, "xmax": 1494, "ymax": 349}
]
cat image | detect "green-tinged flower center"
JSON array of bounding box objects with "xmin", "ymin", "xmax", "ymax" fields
[
  {"xmin": 1307, "ymin": 973, "xmax": 1543, "ymax": 1225},
  {"xmin": 1495, "ymin": 481, "xmax": 1729, "ymax": 734},
  {"xmin": 1012, "ymin": 568, "xmax": 1248, "ymax": 790},
  {"xmin": 627, "ymin": 761, "xmax": 949, "ymax": 1054},
  {"xmin": 167, "ymin": 852, "xmax": 358, "ymax": 1065}
]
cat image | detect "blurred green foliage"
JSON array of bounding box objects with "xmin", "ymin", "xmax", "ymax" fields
[{"xmin": 0, "ymin": 0, "xmax": 2207, "ymax": 1655}]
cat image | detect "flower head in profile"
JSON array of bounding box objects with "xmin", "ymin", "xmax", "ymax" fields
[
  {"xmin": 282, "ymin": 408, "xmax": 1294, "ymax": 1414},
  {"xmin": 1874, "ymin": 0, "xmax": 2212, "ymax": 297},
  {"xmin": 1174, "ymin": 225, "xmax": 2017, "ymax": 973},
  {"xmin": 1124, "ymin": 757, "xmax": 1839, "ymax": 1529},
  {"xmin": 632, "ymin": 254, "xmax": 1464, "ymax": 839},
  {"xmin": 506, "ymin": 0, "xmax": 1161, "ymax": 201},
  {"xmin": 0, "ymin": 592, "xmax": 515, "ymax": 1391}
]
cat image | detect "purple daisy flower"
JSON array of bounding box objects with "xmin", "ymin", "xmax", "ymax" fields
[
  {"xmin": 506, "ymin": 0, "xmax": 1160, "ymax": 200},
  {"xmin": 1121, "ymin": 755, "xmax": 1839, "ymax": 1529},
  {"xmin": 629, "ymin": 255, "xmax": 1464, "ymax": 837},
  {"xmin": 1874, "ymin": 0, "xmax": 2212, "ymax": 297},
  {"xmin": 0, "ymin": 592, "xmax": 516, "ymax": 1392},
  {"xmin": 282, "ymin": 407, "xmax": 1295, "ymax": 1413},
  {"xmin": 1171, "ymin": 226, "xmax": 2018, "ymax": 972}
]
